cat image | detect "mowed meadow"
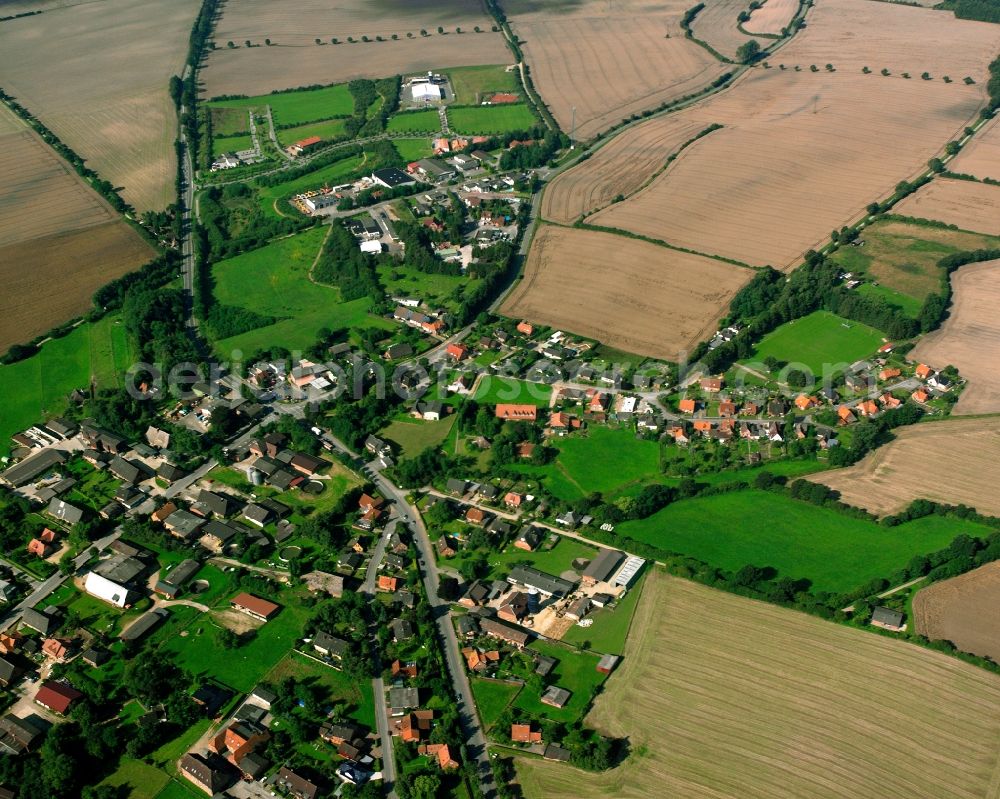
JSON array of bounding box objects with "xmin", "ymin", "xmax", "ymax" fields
[
  {"xmin": 517, "ymin": 572, "xmax": 1000, "ymax": 799},
  {"xmin": 500, "ymin": 224, "xmax": 753, "ymax": 360},
  {"xmin": 0, "ymin": 0, "xmax": 201, "ymax": 211},
  {"xmin": 203, "ymin": 0, "xmax": 510, "ymax": 97},
  {"xmin": 0, "ymin": 105, "xmax": 153, "ymax": 351},
  {"xmin": 504, "ymin": 0, "xmax": 728, "ymax": 139}
]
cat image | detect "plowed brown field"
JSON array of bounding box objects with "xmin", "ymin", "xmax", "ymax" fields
[
  {"xmin": 500, "ymin": 225, "xmax": 752, "ymax": 360},
  {"xmin": 910, "ymin": 259, "xmax": 1000, "ymax": 414},
  {"xmin": 894, "ymin": 178, "xmax": 1000, "ymax": 235},
  {"xmin": 809, "ymin": 417, "xmax": 1000, "ymax": 517},
  {"xmin": 690, "ymin": 0, "xmax": 766, "ymax": 59},
  {"xmin": 0, "ymin": 0, "xmax": 200, "ymax": 212},
  {"xmin": 518, "ymin": 571, "xmax": 1000, "ymax": 799},
  {"xmin": 914, "ymin": 563, "xmax": 1000, "ymax": 662},
  {"xmin": 203, "ymin": 0, "xmax": 509, "ymax": 97},
  {"xmin": 0, "ymin": 104, "xmax": 153, "ymax": 351},
  {"xmin": 949, "ymin": 116, "xmax": 1000, "ymax": 181},
  {"xmin": 744, "ymin": 0, "xmax": 799, "ymax": 34}
]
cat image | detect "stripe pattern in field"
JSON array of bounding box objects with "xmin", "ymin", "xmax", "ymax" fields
[
  {"xmin": 914, "ymin": 562, "xmax": 1000, "ymax": 664},
  {"xmin": 744, "ymin": 0, "xmax": 799, "ymax": 34},
  {"xmin": 518, "ymin": 572, "xmax": 1000, "ymax": 799},
  {"xmin": 949, "ymin": 115, "xmax": 1000, "ymax": 182},
  {"xmin": 500, "ymin": 224, "xmax": 752, "ymax": 360},
  {"xmin": 809, "ymin": 416, "xmax": 1000, "ymax": 516},
  {"xmin": 689, "ymin": 0, "xmax": 767, "ymax": 58},
  {"xmin": 894, "ymin": 177, "xmax": 1000, "ymax": 236}
]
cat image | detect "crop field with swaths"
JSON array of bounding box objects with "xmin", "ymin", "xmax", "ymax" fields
[
  {"xmin": 810, "ymin": 416, "xmax": 1000, "ymax": 517},
  {"xmin": 894, "ymin": 177, "xmax": 1000, "ymax": 236},
  {"xmin": 910, "ymin": 260, "xmax": 1000, "ymax": 415},
  {"xmin": 504, "ymin": 0, "xmax": 727, "ymax": 140},
  {"xmin": 744, "ymin": 0, "xmax": 799, "ymax": 34},
  {"xmin": 517, "ymin": 571, "xmax": 1000, "ymax": 799},
  {"xmin": 0, "ymin": 104, "xmax": 153, "ymax": 352},
  {"xmin": 949, "ymin": 115, "xmax": 1000, "ymax": 181},
  {"xmin": 203, "ymin": 0, "xmax": 510, "ymax": 97},
  {"xmin": 914, "ymin": 562, "xmax": 1000, "ymax": 663},
  {"xmin": 543, "ymin": 0, "xmax": 1000, "ymax": 270},
  {"xmin": 0, "ymin": 0, "xmax": 201, "ymax": 211},
  {"xmin": 689, "ymin": 0, "xmax": 767, "ymax": 59},
  {"xmin": 501, "ymin": 224, "xmax": 752, "ymax": 360}
]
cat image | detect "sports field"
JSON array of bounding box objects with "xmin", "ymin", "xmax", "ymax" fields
[
  {"xmin": 209, "ymin": 83, "xmax": 354, "ymax": 125},
  {"xmin": 386, "ymin": 109, "xmax": 442, "ymax": 134},
  {"xmin": 741, "ymin": 310, "xmax": 884, "ymax": 374},
  {"xmin": 210, "ymin": 227, "xmax": 392, "ymax": 356},
  {"xmin": 444, "ymin": 64, "xmax": 519, "ymax": 104},
  {"xmin": 518, "ymin": 571, "xmax": 1000, "ymax": 799},
  {"xmin": 618, "ymin": 489, "xmax": 989, "ymax": 594},
  {"xmin": 447, "ymin": 103, "xmax": 537, "ymax": 134}
]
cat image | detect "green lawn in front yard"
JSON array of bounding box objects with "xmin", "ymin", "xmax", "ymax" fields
[
  {"xmin": 741, "ymin": 310, "xmax": 885, "ymax": 375},
  {"xmin": 98, "ymin": 758, "xmax": 170, "ymax": 799},
  {"xmin": 447, "ymin": 104, "xmax": 537, "ymax": 135},
  {"xmin": 154, "ymin": 779, "xmax": 206, "ymax": 799},
  {"xmin": 618, "ymin": 489, "xmax": 993, "ymax": 594},
  {"xmin": 474, "ymin": 376, "xmax": 551, "ymax": 406},
  {"xmin": 561, "ymin": 573, "xmax": 646, "ymax": 655},
  {"xmin": 470, "ymin": 677, "xmax": 522, "ymax": 730},
  {"xmin": 514, "ymin": 640, "xmax": 605, "ymax": 723},
  {"xmin": 380, "ymin": 416, "xmax": 457, "ymax": 459}
]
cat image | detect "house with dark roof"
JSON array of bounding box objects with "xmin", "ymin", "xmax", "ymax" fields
[
  {"xmin": 120, "ymin": 608, "xmax": 169, "ymax": 641},
  {"xmin": 871, "ymin": 606, "xmax": 906, "ymax": 631},
  {"xmin": 164, "ymin": 509, "xmax": 205, "ymax": 540},
  {"xmin": 582, "ymin": 549, "xmax": 626, "ymax": 586},
  {"xmin": 391, "ymin": 619, "xmax": 415, "ymax": 642},
  {"xmin": 21, "ymin": 608, "xmax": 56, "ymax": 636},
  {"xmin": 46, "ymin": 498, "xmax": 84, "ymax": 526},
  {"xmin": 0, "ymin": 657, "xmax": 22, "ymax": 688},
  {"xmin": 180, "ymin": 752, "xmax": 234, "ymax": 795},
  {"xmin": 479, "ymin": 616, "xmax": 531, "ymax": 648},
  {"xmin": 0, "ymin": 714, "xmax": 47, "ymax": 755},
  {"xmin": 108, "ymin": 456, "xmax": 152, "ymax": 485},
  {"xmin": 507, "ymin": 566, "xmax": 575, "ymax": 597},
  {"xmin": 312, "ymin": 632, "xmax": 350, "ymax": 659},
  {"xmin": 272, "ymin": 766, "xmax": 320, "ymax": 799},
  {"xmin": 154, "ymin": 559, "xmax": 200, "ymax": 598},
  {"xmin": 195, "ymin": 489, "xmax": 238, "ymax": 518}
]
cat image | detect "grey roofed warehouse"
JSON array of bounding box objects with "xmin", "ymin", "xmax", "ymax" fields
[
  {"xmin": 0, "ymin": 449, "xmax": 67, "ymax": 487},
  {"xmin": 372, "ymin": 167, "xmax": 416, "ymax": 188}
]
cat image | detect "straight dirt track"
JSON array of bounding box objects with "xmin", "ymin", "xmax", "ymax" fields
[
  {"xmin": 500, "ymin": 224, "xmax": 752, "ymax": 360},
  {"xmin": 809, "ymin": 417, "xmax": 1000, "ymax": 517},
  {"xmin": 517, "ymin": 571, "xmax": 1000, "ymax": 799}
]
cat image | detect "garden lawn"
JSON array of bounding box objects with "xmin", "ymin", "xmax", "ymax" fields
[
  {"xmin": 155, "ymin": 780, "xmax": 206, "ymax": 799},
  {"xmin": 212, "ymin": 133, "xmax": 254, "ymax": 157},
  {"xmin": 394, "ymin": 138, "xmax": 434, "ymax": 161},
  {"xmin": 470, "ymin": 677, "xmax": 522, "ymax": 730},
  {"xmin": 490, "ymin": 536, "xmax": 597, "ymax": 579},
  {"xmin": 210, "ymin": 83, "xmax": 354, "ymax": 125},
  {"xmin": 514, "ymin": 640, "xmax": 606, "ymax": 723},
  {"xmin": 0, "ymin": 313, "xmax": 131, "ymax": 458},
  {"xmin": 387, "ymin": 109, "xmax": 441, "ymax": 133},
  {"xmin": 445, "ymin": 64, "xmax": 519, "ymax": 104},
  {"xmin": 98, "ymin": 759, "xmax": 170, "ymax": 799},
  {"xmin": 561, "ymin": 573, "xmax": 646, "ymax": 655},
  {"xmin": 210, "ymin": 227, "xmax": 392, "ymax": 355},
  {"xmin": 618, "ymin": 490, "xmax": 992, "ymax": 594},
  {"xmin": 381, "ymin": 416, "xmax": 457, "ymax": 459},
  {"xmin": 276, "ymin": 118, "xmax": 348, "ymax": 147},
  {"xmin": 742, "ymin": 310, "xmax": 884, "ymax": 375},
  {"xmin": 265, "ymin": 651, "xmax": 377, "ymax": 728},
  {"xmin": 474, "ymin": 376, "xmax": 551, "ymax": 406},
  {"xmin": 447, "ymin": 104, "xmax": 536, "ymax": 135}
]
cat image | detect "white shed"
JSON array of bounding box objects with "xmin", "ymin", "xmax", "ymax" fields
[
  {"xmin": 360, "ymin": 240, "xmax": 383, "ymax": 255},
  {"xmin": 84, "ymin": 572, "xmax": 130, "ymax": 608}
]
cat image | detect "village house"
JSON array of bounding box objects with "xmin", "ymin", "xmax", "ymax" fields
[
  {"xmin": 495, "ymin": 404, "xmax": 537, "ymax": 421},
  {"xmin": 511, "ymin": 723, "xmax": 543, "ymax": 744},
  {"xmin": 915, "ymin": 363, "xmax": 935, "ymax": 380}
]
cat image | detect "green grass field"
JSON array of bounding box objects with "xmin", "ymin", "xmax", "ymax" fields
[
  {"xmin": 471, "ymin": 677, "xmax": 522, "ymax": 730},
  {"xmin": 474, "ymin": 376, "xmax": 552, "ymax": 406},
  {"xmin": 209, "ymin": 106, "xmax": 250, "ymax": 136},
  {"xmin": 619, "ymin": 490, "xmax": 993, "ymax": 594},
  {"xmin": 394, "ymin": 138, "xmax": 434, "ymax": 161},
  {"xmin": 0, "ymin": 313, "xmax": 132, "ymax": 458},
  {"xmin": 381, "ymin": 416, "xmax": 457, "ymax": 459},
  {"xmin": 561, "ymin": 573, "xmax": 646, "ymax": 655},
  {"xmin": 742, "ymin": 310, "xmax": 884, "ymax": 374},
  {"xmin": 445, "ymin": 64, "xmax": 519, "ymax": 104},
  {"xmin": 210, "ymin": 226, "xmax": 392, "ymax": 355},
  {"xmin": 210, "ymin": 83, "xmax": 354, "ymax": 126},
  {"xmin": 857, "ymin": 282, "xmax": 923, "ymax": 318},
  {"xmin": 276, "ymin": 118, "xmax": 348, "ymax": 147},
  {"xmin": 515, "ymin": 640, "xmax": 605, "ymax": 723},
  {"xmin": 98, "ymin": 759, "xmax": 170, "ymax": 799},
  {"xmin": 212, "ymin": 132, "xmax": 254, "ymax": 157},
  {"xmin": 265, "ymin": 651, "xmax": 377, "ymax": 728},
  {"xmin": 447, "ymin": 104, "xmax": 536, "ymax": 135},
  {"xmin": 387, "ymin": 109, "xmax": 441, "ymax": 133},
  {"xmin": 154, "ymin": 780, "xmax": 205, "ymax": 799}
]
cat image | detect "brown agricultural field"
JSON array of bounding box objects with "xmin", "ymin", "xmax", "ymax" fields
[
  {"xmin": 0, "ymin": 0, "xmax": 200, "ymax": 212},
  {"xmin": 504, "ymin": 0, "xmax": 727, "ymax": 140},
  {"xmin": 910, "ymin": 260, "xmax": 1000, "ymax": 415},
  {"xmin": 203, "ymin": 0, "xmax": 510, "ymax": 97},
  {"xmin": 500, "ymin": 225, "xmax": 752, "ymax": 360},
  {"xmin": 949, "ymin": 115, "xmax": 1000, "ymax": 181},
  {"xmin": 913, "ymin": 563, "xmax": 1000, "ymax": 663},
  {"xmin": 809, "ymin": 417, "xmax": 1000, "ymax": 517},
  {"xmin": 744, "ymin": 0, "xmax": 800, "ymax": 35},
  {"xmin": 543, "ymin": 0, "xmax": 1000, "ymax": 269},
  {"xmin": 0, "ymin": 104, "xmax": 153, "ymax": 351},
  {"xmin": 518, "ymin": 571, "xmax": 1000, "ymax": 799},
  {"xmin": 689, "ymin": 0, "xmax": 767, "ymax": 59},
  {"xmin": 894, "ymin": 178, "xmax": 1000, "ymax": 236}
]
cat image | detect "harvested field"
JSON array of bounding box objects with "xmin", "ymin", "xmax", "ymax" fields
[
  {"xmin": 0, "ymin": 104, "xmax": 153, "ymax": 351},
  {"xmin": 500, "ymin": 225, "xmax": 752, "ymax": 360},
  {"xmin": 744, "ymin": 0, "xmax": 799, "ymax": 34},
  {"xmin": 543, "ymin": 0, "xmax": 1000, "ymax": 269},
  {"xmin": 203, "ymin": 0, "xmax": 509, "ymax": 97},
  {"xmin": 517, "ymin": 571, "xmax": 1000, "ymax": 799},
  {"xmin": 809, "ymin": 417, "xmax": 1000, "ymax": 517},
  {"xmin": 949, "ymin": 115, "xmax": 1000, "ymax": 181},
  {"xmin": 505, "ymin": 0, "xmax": 727, "ymax": 140},
  {"xmin": 910, "ymin": 259, "xmax": 1000, "ymax": 414},
  {"xmin": 914, "ymin": 563, "xmax": 1000, "ymax": 662},
  {"xmin": 0, "ymin": 0, "xmax": 201, "ymax": 211},
  {"xmin": 689, "ymin": 0, "xmax": 766, "ymax": 59},
  {"xmin": 894, "ymin": 177, "xmax": 1000, "ymax": 235}
]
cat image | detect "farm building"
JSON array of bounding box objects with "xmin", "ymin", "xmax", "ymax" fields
[
  {"xmin": 597, "ymin": 654, "xmax": 620, "ymax": 674},
  {"xmin": 507, "ymin": 566, "xmax": 575, "ymax": 598},
  {"xmin": 611, "ymin": 556, "xmax": 645, "ymax": 588},
  {"xmin": 120, "ymin": 608, "xmax": 168, "ymax": 642},
  {"xmin": 411, "ymin": 81, "xmax": 443, "ymax": 102},
  {"xmin": 154, "ymin": 559, "xmax": 200, "ymax": 598},
  {"xmin": 34, "ymin": 681, "xmax": 82, "ymax": 715},
  {"xmin": 230, "ymin": 593, "xmax": 280, "ymax": 621},
  {"xmin": 871, "ymin": 606, "xmax": 906, "ymax": 632},
  {"xmin": 372, "ymin": 167, "xmax": 416, "ymax": 189},
  {"xmin": 582, "ymin": 549, "xmax": 626, "ymax": 586},
  {"xmin": 540, "ymin": 686, "xmax": 571, "ymax": 708},
  {"xmin": 303, "ymin": 193, "xmax": 340, "ymax": 213},
  {"xmin": 0, "ymin": 449, "xmax": 67, "ymax": 488},
  {"xmin": 288, "ymin": 136, "xmax": 321, "ymax": 156}
]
